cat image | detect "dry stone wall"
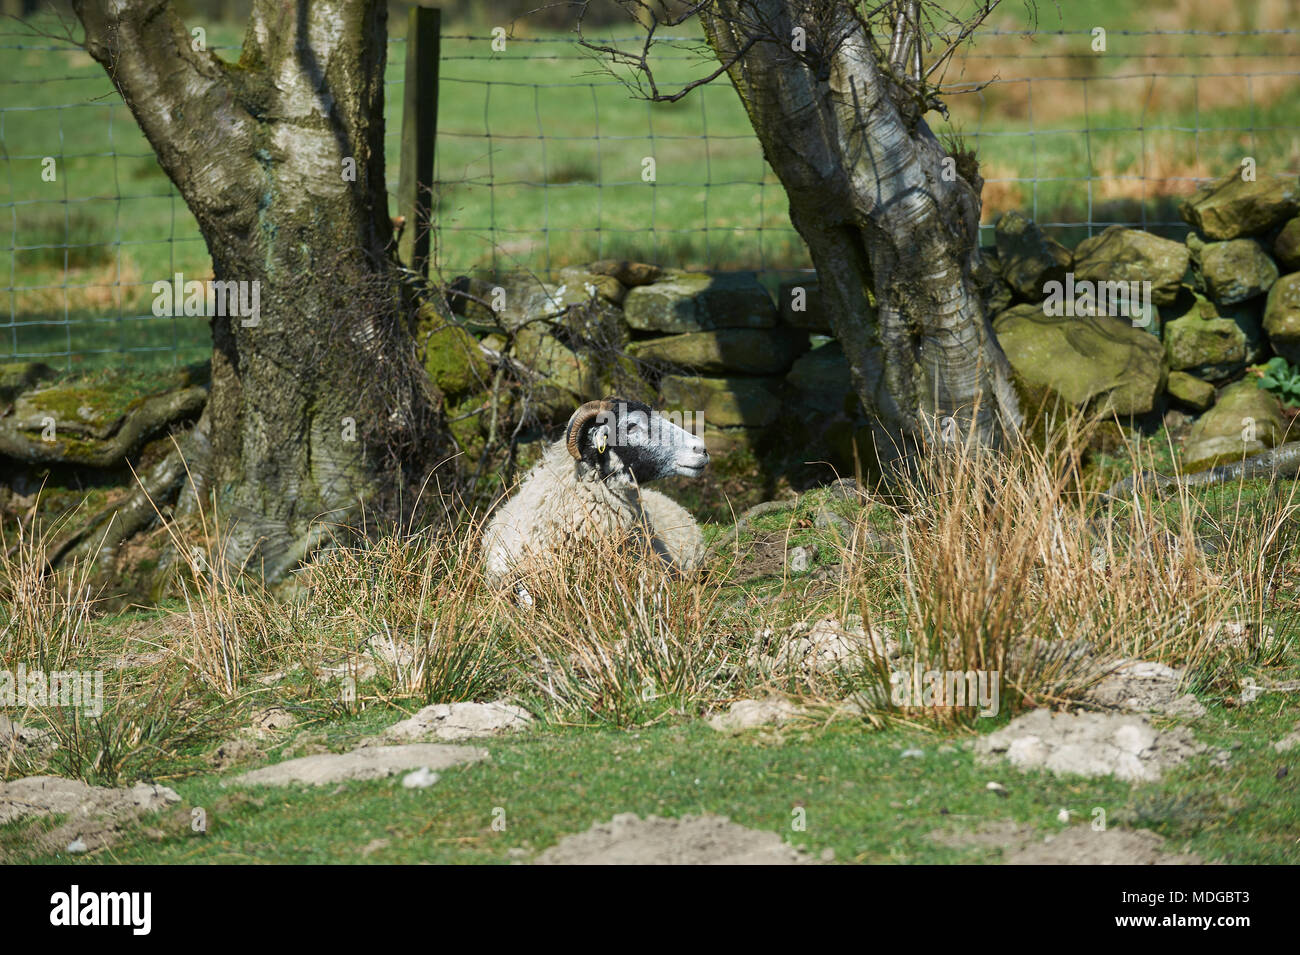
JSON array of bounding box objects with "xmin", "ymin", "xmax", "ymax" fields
[{"xmin": 425, "ymin": 167, "xmax": 1300, "ymax": 476}]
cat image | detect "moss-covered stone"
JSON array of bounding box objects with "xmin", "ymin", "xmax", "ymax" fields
[
  {"xmin": 1181, "ymin": 379, "xmax": 1287, "ymax": 471},
  {"xmin": 1264, "ymin": 272, "xmax": 1300, "ymax": 365},
  {"xmin": 698, "ymin": 424, "xmax": 764, "ymax": 456},
  {"xmin": 556, "ymin": 267, "xmax": 627, "ymax": 306},
  {"xmin": 776, "ymin": 277, "xmax": 833, "ymax": 332},
  {"xmin": 416, "ymin": 306, "xmax": 490, "ymax": 398},
  {"xmin": 623, "ymin": 270, "xmax": 777, "ymax": 332},
  {"xmin": 515, "ymin": 326, "xmax": 597, "ymax": 399},
  {"xmin": 1071, "ymin": 226, "xmax": 1190, "ymax": 306},
  {"xmin": 991, "ymin": 304, "xmax": 1166, "ymax": 416},
  {"xmin": 994, "ymin": 211, "xmax": 1071, "ymax": 301},
  {"xmin": 587, "ymin": 259, "xmax": 661, "ymax": 287},
  {"xmin": 974, "ymin": 248, "xmax": 1014, "ymax": 315},
  {"xmin": 658, "ymin": 375, "xmax": 781, "ymax": 427},
  {"xmin": 0, "ymin": 362, "xmax": 56, "ymax": 405},
  {"xmin": 1273, "ymin": 217, "xmax": 1300, "ymax": 272},
  {"xmin": 592, "ymin": 352, "xmax": 657, "ymax": 406},
  {"xmin": 786, "ymin": 340, "xmax": 856, "ymax": 415},
  {"xmin": 445, "ymin": 392, "xmax": 491, "ymax": 455},
  {"xmin": 1200, "ymin": 238, "xmax": 1279, "ymax": 305},
  {"xmin": 555, "ymin": 297, "xmax": 630, "ymax": 350},
  {"xmin": 1163, "ymin": 294, "xmax": 1248, "ymax": 381},
  {"xmin": 458, "ymin": 273, "xmax": 580, "ymax": 332},
  {"xmin": 1180, "ymin": 170, "xmax": 1300, "ymax": 240},
  {"xmin": 628, "ymin": 328, "xmax": 808, "ymax": 375},
  {"xmin": 1166, "ymin": 371, "xmax": 1216, "ymax": 412}
]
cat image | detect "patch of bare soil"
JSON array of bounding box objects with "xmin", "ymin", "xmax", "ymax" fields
[
  {"xmin": 535, "ymin": 813, "xmax": 814, "ymax": 865},
  {"xmin": 718, "ymin": 535, "xmax": 791, "ymax": 584},
  {"xmin": 0, "ymin": 715, "xmax": 53, "ymax": 764},
  {"xmin": 0, "ymin": 775, "xmax": 181, "ymax": 858},
  {"xmin": 931, "ymin": 821, "xmax": 1203, "ymax": 865},
  {"xmin": 206, "ymin": 705, "xmax": 300, "ymax": 770},
  {"xmin": 976, "ymin": 709, "xmax": 1204, "ymax": 782}
]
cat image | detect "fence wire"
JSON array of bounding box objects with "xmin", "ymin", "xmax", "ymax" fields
[{"xmin": 2, "ymin": 22, "xmax": 1298, "ymax": 369}]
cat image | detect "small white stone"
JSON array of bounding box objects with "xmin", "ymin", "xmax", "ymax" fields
[{"xmin": 402, "ymin": 767, "xmax": 440, "ymax": 789}]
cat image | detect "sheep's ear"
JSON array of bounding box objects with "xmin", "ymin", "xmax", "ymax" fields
[{"xmin": 565, "ymin": 400, "xmax": 612, "ymax": 460}]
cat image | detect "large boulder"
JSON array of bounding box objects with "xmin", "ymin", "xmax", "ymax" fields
[
  {"xmin": 659, "ymin": 375, "xmax": 781, "ymax": 427},
  {"xmin": 1162, "ymin": 294, "xmax": 1248, "ymax": 381},
  {"xmin": 623, "ymin": 271, "xmax": 777, "ymax": 332},
  {"xmin": 1181, "ymin": 379, "xmax": 1287, "ymax": 472},
  {"xmin": 1274, "ymin": 218, "xmax": 1300, "ymax": 272},
  {"xmin": 1180, "ymin": 171, "xmax": 1300, "ymax": 240},
  {"xmin": 627, "ymin": 328, "xmax": 809, "ymax": 375},
  {"xmin": 1200, "ymin": 238, "xmax": 1278, "ymax": 305},
  {"xmin": 1070, "ymin": 226, "xmax": 1190, "ymax": 306},
  {"xmin": 995, "ymin": 211, "xmax": 1071, "ymax": 301},
  {"xmin": 786, "ymin": 340, "xmax": 855, "ymax": 414},
  {"xmin": 1264, "ymin": 272, "xmax": 1300, "ymax": 365},
  {"xmin": 992, "ymin": 304, "xmax": 1165, "ymax": 416}
]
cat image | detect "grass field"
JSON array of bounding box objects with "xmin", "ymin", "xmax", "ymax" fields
[
  {"xmin": 2, "ymin": 427, "xmax": 1298, "ymax": 864},
  {"xmin": 2, "ymin": 3, "xmax": 1298, "ymax": 372}
]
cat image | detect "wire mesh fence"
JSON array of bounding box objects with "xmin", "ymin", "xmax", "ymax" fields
[{"xmin": 2, "ymin": 15, "xmax": 1298, "ymax": 370}]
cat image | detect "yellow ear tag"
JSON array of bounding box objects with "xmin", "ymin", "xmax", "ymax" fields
[{"xmin": 596, "ymin": 433, "xmax": 607, "ymax": 454}]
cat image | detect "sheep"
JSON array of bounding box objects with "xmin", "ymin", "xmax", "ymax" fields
[{"xmin": 482, "ymin": 397, "xmax": 709, "ymax": 593}]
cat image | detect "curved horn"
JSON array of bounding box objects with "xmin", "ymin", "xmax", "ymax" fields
[{"xmin": 565, "ymin": 400, "xmax": 613, "ymax": 460}]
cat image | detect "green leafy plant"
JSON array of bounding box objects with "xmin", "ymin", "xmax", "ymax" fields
[{"xmin": 1256, "ymin": 357, "xmax": 1300, "ymax": 407}]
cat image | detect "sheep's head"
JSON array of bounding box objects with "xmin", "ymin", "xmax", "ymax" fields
[{"xmin": 566, "ymin": 398, "xmax": 709, "ymax": 483}]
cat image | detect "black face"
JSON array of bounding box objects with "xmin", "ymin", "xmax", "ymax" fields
[{"xmin": 577, "ymin": 398, "xmax": 709, "ymax": 483}]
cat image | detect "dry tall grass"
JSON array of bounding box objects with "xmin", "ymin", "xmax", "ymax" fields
[
  {"xmin": 840, "ymin": 419, "xmax": 1300, "ymax": 724},
  {"xmin": 0, "ymin": 501, "xmax": 98, "ymax": 671},
  {"xmin": 4, "ymin": 418, "xmax": 1297, "ymax": 769}
]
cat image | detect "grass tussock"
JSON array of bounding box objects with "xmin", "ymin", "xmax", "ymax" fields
[
  {"xmin": 840, "ymin": 418, "xmax": 1300, "ymax": 725},
  {"xmin": 503, "ymin": 535, "xmax": 739, "ymax": 726},
  {"xmin": 0, "ymin": 503, "xmax": 99, "ymax": 672}
]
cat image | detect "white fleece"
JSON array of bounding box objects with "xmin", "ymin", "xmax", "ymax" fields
[{"xmin": 483, "ymin": 441, "xmax": 702, "ymax": 583}]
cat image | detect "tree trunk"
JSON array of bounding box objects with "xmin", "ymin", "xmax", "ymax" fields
[
  {"xmin": 74, "ymin": 0, "xmax": 447, "ymax": 578},
  {"xmin": 699, "ymin": 1, "xmax": 1021, "ymax": 477}
]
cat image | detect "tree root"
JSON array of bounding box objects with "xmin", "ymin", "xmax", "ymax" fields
[
  {"xmin": 0, "ymin": 385, "xmax": 207, "ymax": 469},
  {"xmin": 1102, "ymin": 441, "xmax": 1300, "ymax": 501},
  {"xmin": 49, "ymin": 438, "xmax": 195, "ymax": 570}
]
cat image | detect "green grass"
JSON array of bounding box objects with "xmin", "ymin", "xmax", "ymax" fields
[
  {"xmin": 3, "ymin": 7, "xmax": 1297, "ymax": 371},
  {"xmin": 3, "ymin": 453, "xmax": 1298, "ymax": 863},
  {"xmin": 7, "ymin": 696, "xmax": 1298, "ymax": 864}
]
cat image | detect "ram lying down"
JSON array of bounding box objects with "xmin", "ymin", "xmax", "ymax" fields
[{"xmin": 482, "ymin": 398, "xmax": 709, "ymax": 599}]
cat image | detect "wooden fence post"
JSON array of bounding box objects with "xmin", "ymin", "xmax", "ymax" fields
[{"xmin": 397, "ymin": 5, "xmax": 440, "ymax": 280}]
